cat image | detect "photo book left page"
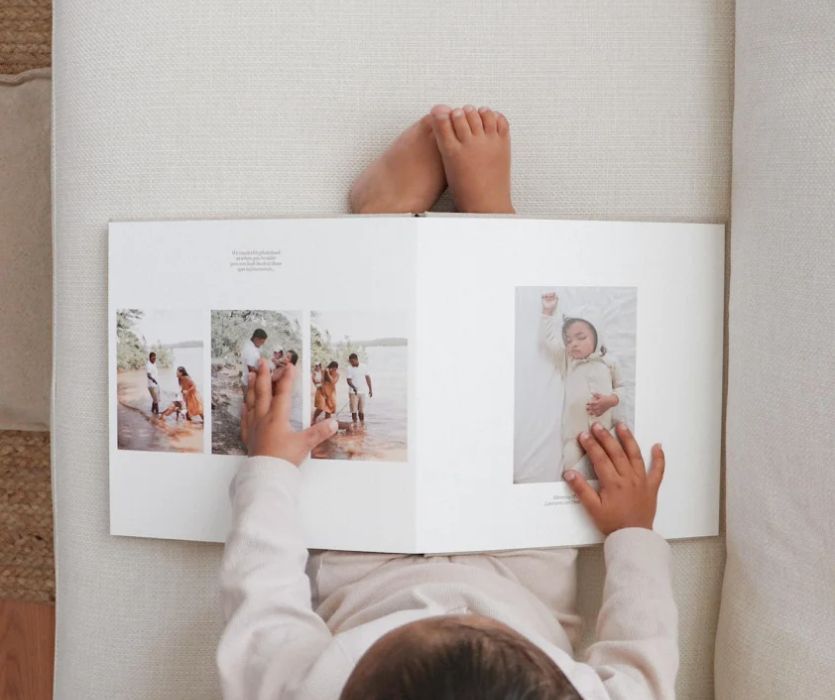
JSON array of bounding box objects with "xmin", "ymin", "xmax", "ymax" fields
[{"xmin": 108, "ymin": 217, "xmax": 420, "ymax": 551}]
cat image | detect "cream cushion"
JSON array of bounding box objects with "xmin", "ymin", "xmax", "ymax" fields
[
  {"xmin": 52, "ymin": 2, "xmax": 732, "ymax": 697},
  {"xmin": 714, "ymin": 2, "xmax": 835, "ymax": 698},
  {"xmin": 0, "ymin": 69, "xmax": 51, "ymax": 431}
]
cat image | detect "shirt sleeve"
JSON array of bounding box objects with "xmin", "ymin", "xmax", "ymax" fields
[
  {"xmin": 582, "ymin": 528, "xmax": 679, "ymax": 699},
  {"xmin": 540, "ymin": 311, "xmax": 567, "ymax": 376},
  {"xmin": 217, "ymin": 457, "xmax": 332, "ymax": 700},
  {"xmin": 245, "ymin": 345, "xmax": 260, "ymax": 368}
]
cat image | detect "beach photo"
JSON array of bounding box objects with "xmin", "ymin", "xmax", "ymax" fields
[
  {"xmin": 211, "ymin": 310, "xmax": 303, "ymax": 455},
  {"xmin": 116, "ymin": 309, "xmax": 206, "ymax": 453},
  {"xmin": 311, "ymin": 310, "xmax": 408, "ymax": 462},
  {"xmin": 513, "ymin": 286, "xmax": 637, "ymax": 483}
]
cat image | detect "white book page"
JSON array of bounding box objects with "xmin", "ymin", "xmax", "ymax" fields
[
  {"xmin": 108, "ymin": 217, "xmax": 419, "ymax": 550},
  {"xmin": 414, "ymin": 217, "xmax": 724, "ymax": 553}
]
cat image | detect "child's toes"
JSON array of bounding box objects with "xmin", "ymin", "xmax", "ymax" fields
[
  {"xmin": 463, "ymin": 104, "xmax": 483, "ymax": 134},
  {"xmin": 496, "ymin": 112, "xmax": 510, "ymax": 137},
  {"xmin": 450, "ymin": 107, "xmax": 472, "ymax": 141},
  {"xmin": 479, "ymin": 107, "xmax": 498, "ymax": 134},
  {"xmin": 430, "ymin": 104, "xmax": 458, "ymax": 149}
]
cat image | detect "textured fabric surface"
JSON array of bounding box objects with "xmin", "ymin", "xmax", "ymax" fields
[
  {"xmin": 715, "ymin": 3, "xmax": 835, "ymax": 699},
  {"xmin": 52, "ymin": 2, "xmax": 732, "ymax": 698},
  {"xmin": 0, "ymin": 429, "xmax": 54, "ymax": 602},
  {"xmin": 0, "ymin": 68, "xmax": 51, "ymax": 431}
]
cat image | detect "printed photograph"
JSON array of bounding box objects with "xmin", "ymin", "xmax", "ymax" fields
[
  {"xmin": 311, "ymin": 310, "xmax": 408, "ymax": 462},
  {"xmin": 513, "ymin": 286, "xmax": 637, "ymax": 483},
  {"xmin": 116, "ymin": 309, "xmax": 206, "ymax": 453},
  {"xmin": 211, "ymin": 310, "xmax": 303, "ymax": 455}
]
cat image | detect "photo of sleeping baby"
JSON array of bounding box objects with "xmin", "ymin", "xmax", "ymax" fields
[
  {"xmin": 513, "ymin": 286, "xmax": 637, "ymax": 483},
  {"xmin": 116, "ymin": 309, "xmax": 205, "ymax": 453},
  {"xmin": 211, "ymin": 309, "xmax": 303, "ymax": 455},
  {"xmin": 310, "ymin": 310, "xmax": 408, "ymax": 462}
]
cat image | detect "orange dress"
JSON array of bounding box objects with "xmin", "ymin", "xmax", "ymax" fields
[
  {"xmin": 179, "ymin": 375, "xmax": 204, "ymax": 419},
  {"xmin": 314, "ymin": 370, "xmax": 338, "ymax": 413}
]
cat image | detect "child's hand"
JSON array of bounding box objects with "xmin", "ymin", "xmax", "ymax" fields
[
  {"xmin": 241, "ymin": 359, "xmax": 337, "ymax": 466},
  {"xmin": 586, "ymin": 392, "xmax": 618, "ymax": 417},
  {"xmin": 564, "ymin": 422, "xmax": 665, "ymax": 535},
  {"xmin": 541, "ymin": 292, "xmax": 558, "ymax": 315}
]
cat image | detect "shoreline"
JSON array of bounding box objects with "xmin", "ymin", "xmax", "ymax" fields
[{"xmin": 117, "ymin": 368, "xmax": 203, "ymax": 453}]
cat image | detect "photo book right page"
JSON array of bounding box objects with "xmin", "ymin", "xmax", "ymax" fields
[{"xmin": 412, "ymin": 217, "xmax": 724, "ymax": 554}]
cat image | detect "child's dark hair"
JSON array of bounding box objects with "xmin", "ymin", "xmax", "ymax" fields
[
  {"xmin": 562, "ymin": 317, "xmax": 606, "ymax": 356},
  {"xmin": 177, "ymin": 366, "xmax": 189, "ymax": 376},
  {"xmin": 327, "ymin": 361, "xmax": 339, "ymax": 369},
  {"xmin": 287, "ymin": 349, "xmax": 299, "ymax": 365},
  {"xmin": 348, "ymin": 352, "xmax": 359, "ymax": 361},
  {"xmin": 340, "ymin": 616, "xmax": 582, "ymax": 700}
]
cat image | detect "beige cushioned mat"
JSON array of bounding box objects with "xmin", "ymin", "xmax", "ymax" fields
[
  {"xmin": 715, "ymin": 3, "xmax": 835, "ymax": 698},
  {"xmin": 52, "ymin": 2, "xmax": 732, "ymax": 697},
  {"xmin": 0, "ymin": 68, "xmax": 51, "ymax": 431}
]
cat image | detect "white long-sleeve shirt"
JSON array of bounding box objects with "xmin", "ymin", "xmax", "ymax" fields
[{"xmin": 218, "ymin": 458, "xmax": 678, "ymax": 699}]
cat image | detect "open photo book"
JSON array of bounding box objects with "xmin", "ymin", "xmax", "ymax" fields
[{"xmin": 108, "ymin": 216, "xmax": 724, "ymax": 553}]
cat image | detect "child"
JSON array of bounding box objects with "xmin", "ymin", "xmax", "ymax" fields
[
  {"xmin": 218, "ymin": 106, "xmax": 677, "ymax": 700},
  {"xmin": 158, "ymin": 390, "xmax": 185, "ymax": 421},
  {"xmin": 540, "ymin": 292, "xmax": 624, "ymax": 480}
]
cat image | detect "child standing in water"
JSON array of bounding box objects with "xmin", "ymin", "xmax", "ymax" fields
[
  {"xmin": 540, "ymin": 292, "xmax": 624, "ymax": 479},
  {"xmin": 218, "ymin": 105, "xmax": 675, "ymax": 699}
]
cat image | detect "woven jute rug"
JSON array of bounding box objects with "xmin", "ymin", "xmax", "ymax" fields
[
  {"xmin": 0, "ymin": 430, "xmax": 54, "ymax": 603},
  {"xmin": 0, "ymin": 0, "xmax": 52, "ymax": 74}
]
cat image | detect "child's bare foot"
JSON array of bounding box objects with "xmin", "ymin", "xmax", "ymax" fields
[
  {"xmin": 349, "ymin": 115, "xmax": 446, "ymax": 214},
  {"xmin": 429, "ymin": 104, "xmax": 514, "ymax": 214}
]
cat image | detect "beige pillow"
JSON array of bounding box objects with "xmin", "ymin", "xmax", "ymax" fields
[
  {"xmin": 715, "ymin": 2, "xmax": 835, "ymax": 698},
  {"xmin": 0, "ymin": 69, "xmax": 51, "ymax": 430}
]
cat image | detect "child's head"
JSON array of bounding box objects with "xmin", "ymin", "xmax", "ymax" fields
[
  {"xmin": 328, "ymin": 361, "xmax": 339, "ymax": 370},
  {"xmin": 562, "ymin": 318, "xmax": 604, "ymax": 359},
  {"xmin": 340, "ymin": 614, "xmax": 581, "ymax": 700}
]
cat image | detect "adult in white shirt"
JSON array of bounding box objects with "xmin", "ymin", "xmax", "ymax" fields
[
  {"xmin": 346, "ymin": 352, "xmax": 373, "ymax": 424},
  {"xmin": 146, "ymin": 351, "xmax": 160, "ymax": 415},
  {"xmin": 241, "ymin": 329, "xmax": 268, "ymax": 392}
]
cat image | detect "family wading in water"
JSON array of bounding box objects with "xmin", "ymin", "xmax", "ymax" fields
[
  {"xmin": 145, "ymin": 351, "xmax": 204, "ymax": 423},
  {"xmin": 540, "ymin": 292, "xmax": 624, "ymax": 479},
  {"xmin": 312, "ymin": 353, "xmax": 373, "ymax": 428}
]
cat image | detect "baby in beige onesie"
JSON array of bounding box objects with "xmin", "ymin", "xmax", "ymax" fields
[
  {"xmin": 218, "ymin": 106, "xmax": 676, "ymax": 700},
  {"xmin": 540, "ymin": 292, "xmax": 624, "ymax": 479}
]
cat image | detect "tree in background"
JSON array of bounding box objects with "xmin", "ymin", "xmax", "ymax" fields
[
  {"xmin": 116, "ymin": 309, "xmax": 173, "ymax": 370},
  {"xmin": 211, "ymin": 310, "xmax": 302, "ymax": 365},
  {"xmin": 310, "ymin": 312, "xmax": 366, "ymax": 368}
]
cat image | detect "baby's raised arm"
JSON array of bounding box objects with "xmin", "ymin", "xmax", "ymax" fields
[
  {"xmin": 540, "ymin": 292, "xmax": 567, "ymax": 372},
  {"xmin": 217, "ymin": 361, "xmax": 337, "ymax": 699},
  {"xmin": 541, "ymin": 291, "xmax": 559, "ymax": 314},
  {"xmin": 564, "ymin": 423, "xmax": 678, "ymax": 699}
]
